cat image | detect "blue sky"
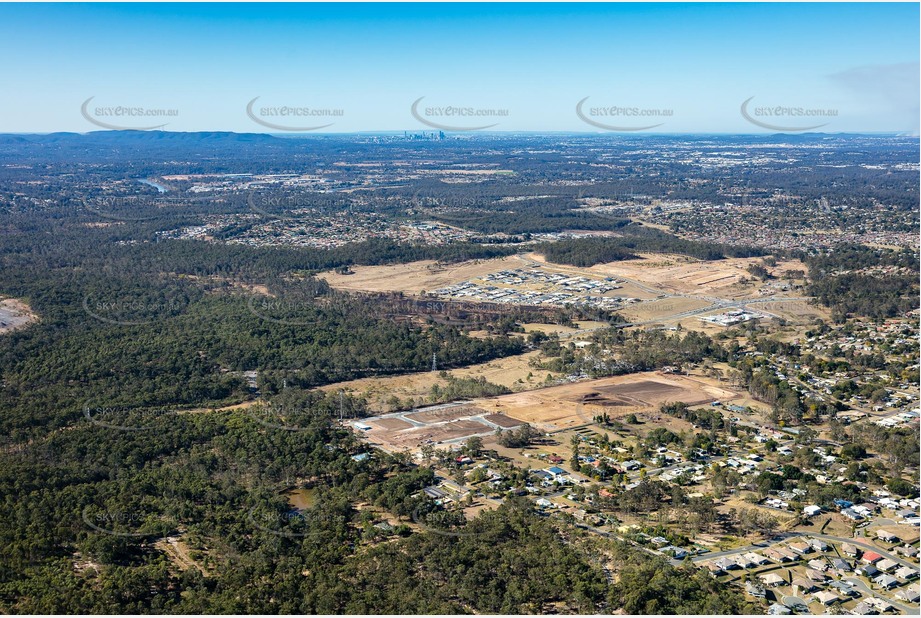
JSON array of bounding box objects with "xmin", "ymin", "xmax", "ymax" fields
[{"xmin": 0, "ymin": 2, "xmax": 917, "ymax": 133}]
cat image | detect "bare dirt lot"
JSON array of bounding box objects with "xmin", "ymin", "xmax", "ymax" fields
[
  {"xmin": 360, "ymin": 417, "xmax": 493, "ymax": 450},
  {"xmin": 411, "ymin": 404, "xmax": 487, "ymax": 424},
  {"xmin": 478, "ymin": 371, "xmax": 742, "ymax": 431},
  {"xmin": 0, "ymin": 298, "xmax": 37, "ymax": 334},
  {"xmin": 618, "ymin": 297, "xmax": 714, "ymax": 323},
  {"xmin": 350, "ymin": 371, "xmax": 746, "ymax": 451},
  {"xmin": 484, "ymin": 413, "xmax": 523, "ymax": 428},
  {"xmin": 581, "ymin": 253, "xmax": 809, "ymax": 298},
  {"xmin": 370, "ymin": 417, "xmax": 414, "ymax": 431},
  {"xmin": 318, "ymin": 255, "xmax": 528, "ymax": 294}
]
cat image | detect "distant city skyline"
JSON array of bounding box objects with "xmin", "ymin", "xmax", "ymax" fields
[{"xmin": 0, "ymin": 2, "xmax": 917, "ymax": 134}]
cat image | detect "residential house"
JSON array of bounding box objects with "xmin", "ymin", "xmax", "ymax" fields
[
  {"xmin": 791, "ymin": 578, "xmax": 815, "ymax": 593},
  {"xmin": 861, "ymin": 550, "xmax": 883, "ymax": 564},
  {"xmin": 664, "ymin": 546, "xmax": 688, "ymax": 559},
  {"xmin": 805, "ymin": 568, "xmax": 828, "ymax": 582},
  {"xmin": 808, "ymin": 538, "xmax": 829, "ymax": 552},
  {"xmin": 703, "ymin": 562, "xmax": 724, "ymax": 577},
  {"xmin": 840, "ymin": 542, "xmax": 859, "ymax": 557},
  {"xmin": 734, "ymin": 555, "xmax": 756, "ymax": 569},
  {"xmin": 876, "ymin": 529, "xmax": 900, "ymax": 543},
  {"xmin": 803, "ymin": 505, "xmax": 822, "ymax": 518},
  {"xmin": 774, "ymin": 547, "xmax": 796, "ymax": 562},
  {"xmin": 812, "ymin": 591, "xmax": 839, "ymax": 606},
  {"xmin": 789, "ymin": 541, "xmax": 813, "ymax": 555},
  {"xmin": 876, "ymin": 558, "xmax": 898, "ymax": 572},
  {"xmin": 895, "ymin": 586, "xmax": 920, "ymax": 603},
  {"xmin": 808, "ymin": 558, "xmax": 827, "ymax": 571},
  {"xmin": 767, "ymin": 603, "xmax": 791, "ymax": 615},
  {"xmin": 866, "ymin": 597, "xmax": 893, "ymax": 613},
  {"xmin": 828, "ymin": 580, "xmax": 856, "ymax": 597},
  {"xmin": 852, "ymin": 600, "xmax": 877, "ymax": 615},
  {"xmin": 895, "ymin": 565, "xmax": 919, "ymax": 580},
  {"xmin": 760, "ymin": 573, "xmax": 785, "ymax": 587},
  {"xmin": 841, "ymin": 508, "xmax": 863, "ymax": 521},
  {"xmin": 714, "ymin": 557, "xmax": 739, "ymax": 571},
  {"xmin": 895, "ymin": 544, "xmax": 918, "ymax": 558},
  {"xmin": 744, "ymin": 552, "xmax": 770, "ymax": 566},
  {"xmin": 873, "ymin": 574, "xmax": 898, "ymax": 589},
  {"xmin": 856, "ymin": 564, "xmax": 880, "ymax": 578}
]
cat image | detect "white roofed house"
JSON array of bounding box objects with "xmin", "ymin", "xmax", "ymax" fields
[
  {"xmin": 805, "ymin": 568, "xmax": 828, "ymax": 582},
  {"xmin": 803, "ymin": 505, "xmax": 822, "ymax": 518},
  {"xmin": 876, "ymin": 557, "xmax": 898, "ymax": 572},
  {"xmin": 876, "ymin": 529, "xmax": 900, "ymax": 543},
  {"xmin": 714, "ymin": 556, "xmax": 740, "ymax": 571},
  {"xmin": 792, "ymin": 577, "xmax": 816, "ymax": 594},
  {"xmin": 743, "ymin": 551, "xmax": 770, "ymax": 566},
  {"xmin": 895, "ymin": 565, "xmax": 919, "ymax": 580},
  {"xmin": 895, "ymin": 586, "xmax": 920, "ymax": 603},
  {"xmin": 812, "ymin": 590, "xmax": 839, "ymax": 606},
  {"xmin": 873, "ymin": 573, "xmax": 899, "ymax": 589},
  {"xmin": 807, "ymin": 558, "xmax": 827, "ymax": 571},
  {"xmin": 808, "ymin": 538, "xmax": 829, "ymax": 552},
  {"xmin": 895, "ymin": 544, "xmax": 919, "ymax": 558},
  {"xmin": 840, "ymin": 542, "xmax": 859, "ymax": 557},
  {"xmin": 759, "ymin": 572, "xmax": 785, "ymax": 587},
  {"xmin": 733, "ymin": 554, "xmax": 756, "ymax": 569},
  {"xmin": 767, "ymin": 603, "xmax": 791, "ymax": 615}
]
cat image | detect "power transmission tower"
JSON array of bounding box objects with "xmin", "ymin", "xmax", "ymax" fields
[{"xmin": 431, "ymin": 352, "xmax": 437, "ymax": 372}]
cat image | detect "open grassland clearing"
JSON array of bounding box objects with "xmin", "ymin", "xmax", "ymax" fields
[{"xmin": 317, "ymin": 350, "xmax": 560, "ymax": 412}]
